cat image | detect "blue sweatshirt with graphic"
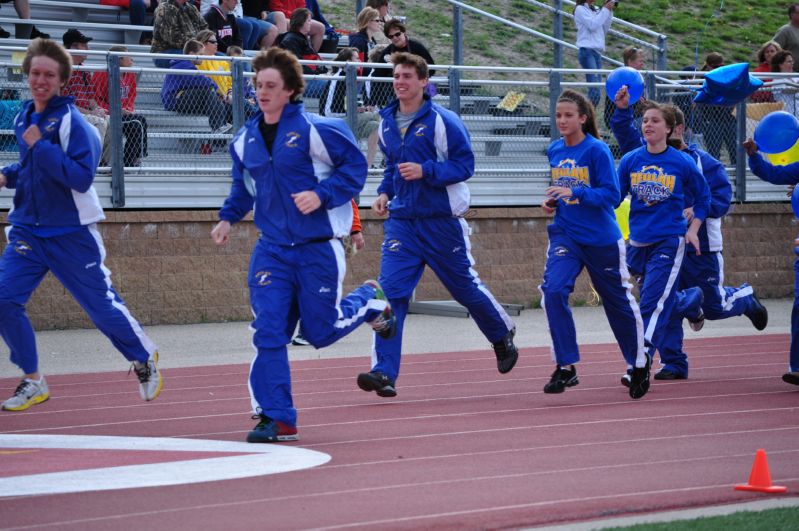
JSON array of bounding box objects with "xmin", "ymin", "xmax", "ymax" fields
[
  {"xmin": 547, "ymin": 133, "xmax": 622, "ymax": 246},
  {"xmin": 618, "ymin": 145, "xmax": 710, "ymax": 244}
]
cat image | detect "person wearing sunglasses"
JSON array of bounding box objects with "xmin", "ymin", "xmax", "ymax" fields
[
  {"xmin": 369, "ymin": 19, "xmax": 435, "ymax": 108},
  {"xmin": 196, "ymin": 29, "xmax": 234, "ymax": 104}
]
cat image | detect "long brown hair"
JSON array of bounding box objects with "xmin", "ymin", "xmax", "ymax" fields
[{"xmin": 557, "ymin": 89, "xmax": 599, "ymax": 139}]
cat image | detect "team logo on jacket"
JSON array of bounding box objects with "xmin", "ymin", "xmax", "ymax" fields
[
  {"xmin": 14, "ymin": 240, "xmax": 31, "ymax": 256},
  {"xmin": 630, "ymin": 165, "xmax": 675, "ymax": 206},
  {"xmin": 254, "ymin": 270, "xmax": 272, "ymax": 286},
  {"xmin": 384, "ymin": 239, "xmax": 402, "ymax": 252},
  {"xmin": 284, "ymin": 132, "xmax": 301, "ymax": 148},
  {"xmin": 413, "ymin": 124, "xmax": 427, "ymax": 137},
  {"xmin": 43, "ymin": 118, "xmax": 59, "ymax": 133},
  {"xmin": 550, "ymin": 158, "xmax": 589, "ymax": 205}
]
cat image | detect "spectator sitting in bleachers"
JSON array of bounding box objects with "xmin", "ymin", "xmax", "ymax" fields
[
  {"xmin": 203, "ymin": 0, "xmax": 277, "ymax": 50},
  {"xmin": 241, "ymin": 0, "xmax": 286, "ymax": 38},
  {"xmin": 276, "ymin": 7, "xmax": 327, "ymax": 97},
  {"xmin": 319, "ymin": 47, "xmax": 380, "ymax": 168},
  {"xmin": 269, "ymin": 0, "xmax": 323, "ymax": 51},
  {"xmin": 151, "ymin": 0, "xmax": 208, "ymax": 68},
  {"xmin": 226, "ymin": 44, "xmax": 257, "ymax": 116},
  {"xmin": 304, "ymin": 0, "xmax": 339, "ymax": 52},
  {"xmin": 62, "ymin": 29, "xmax": 110, "ymax": 164},
  {"xmin": 93, "ymin": 45, "xmax": 148, "ymax": 167},
  {"xmin": 100, "ymin": 0, "xmax": 151, "ymax": 27},
  {"xmin": 196, "ymin": 29, "xmax": 233, "ymax": 99},
  {"xmin": 160, "ymin": 39, "xmax": 233, "ymax": 136},
  {"xmin": 366, "ymin": 0, "xmax": 393, "ymax": 44},
  {"xmin": 0, "ymin": 0, "xmax": 48, "ymax": 39},
  {"xmin": 369, "ymin": 19, "xmax": 434, "ymax": 108},
  {"xmin": 349, "ymin": 7, "xmax": 379, "ymax": 63},
  {"xmin": 202, "ymin": 0, "xmax": 244, "ymax": 53}
]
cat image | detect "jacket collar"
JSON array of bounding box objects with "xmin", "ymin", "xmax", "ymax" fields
[{"xmin": 380, "ymin": 93, "xmax": 432, "ymax": 121}]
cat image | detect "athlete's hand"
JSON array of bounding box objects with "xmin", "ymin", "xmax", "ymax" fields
[
  {"xmin": 545, "ymin": 186, "xmax": 573, "ymax": 201},
  {"xmin": 541, "ymin": 198, "xmax": 556, "ymax": 215},
  {"xmin": 211, "ymin": 220, "xmax": 231, "ymax": 246},
  {"xmin": 398, "ymin": 162, "xmax": 423, "ymax": 180},
  {"xmin": 22, "ymin": 124, "xmax": 41, "ymax": 148},
  {"xmin": 372, "ymin": 193, "xmax": 389, "ymax": 216},
  {"xmin": 683, "ymin": 206, "xmax": 694, "ymax": 222},
  {"xmin": 742, "ymin": 138, "xmax": 758, "ymax": 156},
  {"xmin": 0, "ymin": 173, "xmax": 6, "ymax": 189},
  {"xmin": 292, "ymin": 190, "xmax": 322, "ymax": 214},
  {"xmin": 351, "ymin": 231, "xmax": 365, "ymax": 250},
  {"xmin": 614, "ymin": 85, "xmax": 630, "ymax": 110},
  {"xmin": 686, "ymin": 219, "xmax": 701, "ymax": 256}
]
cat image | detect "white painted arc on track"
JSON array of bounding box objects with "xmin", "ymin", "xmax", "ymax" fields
[{"xmin": 0, "ymin": 434, "xmax": 331, "ymax": 497}]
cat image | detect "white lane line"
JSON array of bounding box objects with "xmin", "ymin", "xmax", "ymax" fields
[{"xmin": 0, "ymin": 434, "xmax": 330, "ymax": 498}]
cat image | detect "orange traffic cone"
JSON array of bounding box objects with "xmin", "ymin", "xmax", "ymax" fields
[{"xmin": 735, "ymin": 449, "xmax": 788, "ymax": 493}]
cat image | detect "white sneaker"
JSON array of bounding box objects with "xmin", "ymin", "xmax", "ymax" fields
[
  {"xmin": 133, "ymin": 352, "xmax": 163, "ymax": 401},
  {"xmin": 2, "ymin": 377, "xmax": 49, "ymax": 411}
]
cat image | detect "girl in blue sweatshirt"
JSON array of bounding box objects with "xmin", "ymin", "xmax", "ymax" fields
[
  {"xmin": 617, "ymin": 101, "xmax": 710, "ymax": 392},
  {"xmin": 540, "ymin": 90, "xmax": 648, "ymax": 399}
]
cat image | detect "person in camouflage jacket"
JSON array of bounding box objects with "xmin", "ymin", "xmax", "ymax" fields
[{"xmin": 151, "ymin": 0, "xmax": 208, "ymax": 67}]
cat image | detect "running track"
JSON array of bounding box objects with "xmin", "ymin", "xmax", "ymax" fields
[{"xmin": 1, "ymin": 333, "xmax": 798, "ymax": 530}]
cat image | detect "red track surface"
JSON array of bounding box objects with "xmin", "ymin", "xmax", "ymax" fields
[{"xmin": 1, "ymin": 333, "xmax": 798, "ymax": 530}]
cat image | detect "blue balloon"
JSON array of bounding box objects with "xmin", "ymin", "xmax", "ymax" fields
[
  {"xmin": 605, "ymin": 67, "xmax": 645, "ymax": 104},
  {"xmin": 754, "ymin": 111, "xmax": 799, "ymax": 154},
  {"xmin": 693, "ymin": 63, "xmax": 763, "ymax": 106},
  {"xmin": 792, "ymin": 184, "xmax": 799, "ymax": 219}
]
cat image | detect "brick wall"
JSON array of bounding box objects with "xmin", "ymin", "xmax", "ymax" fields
[{"xmin": 4, "ymin": 203, "xmax": 796, "ymax": 330}]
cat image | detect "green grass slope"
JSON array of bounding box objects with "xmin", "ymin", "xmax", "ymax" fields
[{"xmin": 321, "ymin": 0, "xmax": 789, "ymax": 72}]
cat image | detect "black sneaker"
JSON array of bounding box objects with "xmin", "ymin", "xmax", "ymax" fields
[
  {"xmin": 654, "ymin": 369, "xmax": 687, "ymax": 380},
  {"xmin": 246, "ymin": 414, "xmax": 299, "ymax": 443},
  {"xmin": 745, "ymin": 293, "xmax": 768, "ymax": 331},
  {"xmin": 357, "ymin": 370, "xmax": 397, "ymax": 397},
  {"xmin": 365, "ymin": 280, "xmax": 396, "ymax": 339},
  {"xmin": 629, "ymin": 354, "xmax": 651, "ymax": 399},
  {"xmin": 688, "ymin": 310, "xmax": 705, "ymax": 332},
  {"xmin": 543, "ymin": 365, "xmax": 578, "ymax": 394},
  {"xmin": 30, "ymin": 26, "xmax": 49, "ymax": 39},
  {"xmin": 492, "ymin": 327, "xmax": 518, "ymax": 374},
  {"xmin": 782, "ymin": 372, "xmax": 799, "ymax": 386}
]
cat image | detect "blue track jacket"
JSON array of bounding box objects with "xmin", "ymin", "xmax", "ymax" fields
[
  {"xmin": 748, "ymin": 152, "xmax": 799, "ymax": 186},
  {"xmin": 611, "ymin": 107, "xmax": 731, "ymax": 252},
  {"xmin": 218, "ymin": 102, "xmax": 367, "ymax": 244},
  {"xmin": 377, "ymin": 96, "xmax": 474, "ymax": 219},
  {"xmin": 1, "ymin": 96, "xmax": 103, "ymax": 228}
]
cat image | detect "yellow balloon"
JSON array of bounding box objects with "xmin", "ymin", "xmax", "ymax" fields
[
  {"xmin": 615, "ymin": 197, "xmax": 630, "ymax": 240},
  {"xmin": 766, "ymin": 139, "xmax": 799, "ymax": 166}
]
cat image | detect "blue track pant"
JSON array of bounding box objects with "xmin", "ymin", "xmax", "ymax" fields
[
  {"xmin": 539, "ymin": 225, "xmax": 646, "ymax": 368},
  {"xmin": 660, "ymin": 251, "xmax": 759, "ymax": 376},
  {"xmin": 371, "ymin": 216, "xmax": 515, "ymax": 381},
  {"xmin": 627, "ymin": 237, "xmax": 701, "ymax": 365},
  {"xmin": 0, "ymin": 225, "xmax": 156, "ymax": 375},
  {"xmin": 247, "ymin": 238, "xmax": 386, "ymax": 426}
]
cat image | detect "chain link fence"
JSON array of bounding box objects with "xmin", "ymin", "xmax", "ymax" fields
[{"xmin": 0, "ymin": 47, "xmax": 793, "ymax": 208}]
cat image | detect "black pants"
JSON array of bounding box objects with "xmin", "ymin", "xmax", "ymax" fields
[
  {"xmin": 122, "ymin": 114, "xmax": 148, "ymax": 166},
  {"xmin": 174, "ymin": 88, "xmax": 231, "ymax": 131}
]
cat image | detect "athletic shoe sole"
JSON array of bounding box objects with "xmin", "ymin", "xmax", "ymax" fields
[
  {"xmin": 629, "ymin": 354, "xmax": 651, "ymax": 399},
  {"xmin": 357, "ymin": 372, "xmax": 397, "ymax": 397},
  {"xmin": 2, "ymin": 392, "xmax": 49, "ymax": 411},
  {"xmin": 782, "ymin": 372, "xmax": 799, "ymax": 386}
]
